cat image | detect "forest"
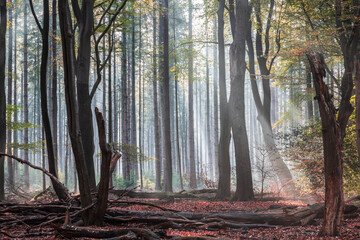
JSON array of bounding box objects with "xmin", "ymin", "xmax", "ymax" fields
[{"xmin": 0, "ymin": 0, "xmax": 360, "ymax": 239}]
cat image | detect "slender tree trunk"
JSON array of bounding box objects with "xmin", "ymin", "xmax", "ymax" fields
[
  {"xmin": 205, "ymin": 15, "xmax": 213, "ymax": 181},
  {"xmin": 188, "ymin": 0, "xmax": 196, "ymax": 189},
  {"xmin": 216, "ymin": 0, "xmax": 231, "ymax": 199},
  {"xmin": 52, "ymin": 0, "xmax": 58, "ymax": 170},
  {"xmin": 31, "ymin": 0, "xmax": 68, "ymax": 201},
  {"xmin": 213, "ymin": 18, "xmax": 219, "ymax": 182},
  {"xmin": 159, "ymin": 0, "xmax": 172, "ymax": 192},
  {"xmin": 246, "ymin": 2, "xmax": 294, "ymax": 193},
  {"xmin": 7, "ymin": 0, "xmax": 14, "ymax": 189},
  {"xmin": 173, "ymin": 1, "xmax": 183, "ymax": 190},
  {"xmin": 152, "ymin": 4, "xmax": 162, "ymax": 190},
  {"xmin": 13, "ymin": 7, "xmax": 17, "ymax": 179},
  {"xmin": 24, "ymin": 2, "xmax": 30, "ymax": 191},
  {"xmin": 130, "ymin": 13, "xmax": 137, "ymax": 181},
  {"xmin": 121, "ymin": 30, "xmax": 131, "ymax": 181},
  {"xmin": 138, "ymin": 6, "xmax": 143, "ymax": 187},
  {"xmin": 0, "ymin": 0, "xmax": 6, "ymax": 200},
  {"xmin": 108, "ymin": 31, "xmax": 112, "ymax": 143}
]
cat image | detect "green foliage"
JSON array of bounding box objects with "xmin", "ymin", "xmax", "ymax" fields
[
  {"xmin": 113, "ymin": 173, "xmax": 137, "ymax": 189},
  {"xmin": 6, "ymin": 105, "xmax": 39, "ymax": 131}
]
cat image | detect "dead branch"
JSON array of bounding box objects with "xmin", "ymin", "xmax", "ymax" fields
[{"xmin": 0, "ymin": 153, "xmax": 70, "ymax": 200}]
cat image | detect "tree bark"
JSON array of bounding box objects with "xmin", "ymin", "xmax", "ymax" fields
[
  {"xmin": 51, "ymin": 0, "xmax": 58, "ymax": 170},
  {"xmin": 6, "ymin": 0, "xmax": 13, "ymax": 189},
  {"xmin": 30, "ymin": 0, "xmax": 68, "ymax": 201},
  {"xmin": 94, "ymin": 108, "xmax": 112, "ymax": 226},
  {"xmin": 75, "ymin": 0, "xmax": 97, "ymax": 192},
  {"xmin": 229, "ymin": 0, "xmax": 254, "ymax": 201},
  {"xmin": 159, "ymin": 0, "xmax": 172, "ymax": 192},
  {"xmin": 23, "ymin": 2, "xmax": 29, "ymax": 191},
  {"xmin": 216, "ymin": 0, "xmax": 231, "ymax": 200},
  {"xmin": 188, "ymin": 0, "xmax": 196, "ymax": 189},
  {"xmin": 152, "ymin": 4, "xmax": 162, "ymax": 191},
  {"xmin": 307, "ymin": 52, "xmax": 344, "ymax": 237},
  {"xmin": 121, "ymin": 29, "xmax": 131, "ymax": 182},
  {"xmin": 58, "ymin": 0, "xmax": 93, "ymax": 224}
]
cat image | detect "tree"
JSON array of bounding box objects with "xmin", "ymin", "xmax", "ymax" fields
[
  {"xmin": 29, "ymin": 0, "xmax": 68, "ymax": 201},
  {"xmin": 246, "ymin": 0, "xmax": 294, "ymax": 193},
  {"xmin": 23, "ymin": 1, "xmax": 29, "ymax": 190},
  {"xmin": 7, "ymin": 0, "xmax": 14, "ymax": 189},
  {"xmin": 228, "ymin": 0, "xmax": 254, "ymax": 201},
  {"xmin": 152, "ymin": 2, "xmax": 162, "ymax": 191},
  {"xmin": 0, "ymin": 0, "xmax": 6, "ymax": 201},
  {"xmin": 159, "ymin": 0, "xmax": 172, "ymax": 192},
  {"xmin": 188, "ymin": 0, "xmax": 196, "ymax": 189},
  {"xmin": 58, "ymin": 0, "xmax": 93, "ymax": 222},
  {"xmin": 216, "ymin": 0, "xmax": 231, "ymax": 199},
  {"xmin": 307, "ymin": 52, "xmax": 343, "ymax": 236}
]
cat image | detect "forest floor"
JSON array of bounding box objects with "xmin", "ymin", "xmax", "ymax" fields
[{"xmin": 1, "ymin": 191, "xmax": 360, "ymax": 239}]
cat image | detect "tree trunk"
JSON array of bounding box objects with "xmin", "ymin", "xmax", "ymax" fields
[
  {"xmin": 121, "ymin": 30, "xmax": 131, "ymax": 182},
  {"xmin": 213, "ymin": 17, "xmax": 219, "ymax": 182},
  {"xmin": 75, "ymin": 1, "xmax": 96, "ymax": 192},
  {"xmin": 188, "ymin": 0, "xmax": 196, "ymax": 189},
  {"xmin": 30, "ymin": 0, "xmax": 68, "ymax": 201},
  {"xmin": 173, "ymin": 2, "xmax": 183, "ymax": 190},
  {"xmin": 58, "ymin": 0, "xmax": 93, "ymax": 223},
  {"xmin": 216, "ymin": 0, "xmax": 231, "ymax": 199},
  {"xmin": 130, "ymin": 13, "xmax": 137, "ymax": 181},
  {"xmin": 152, "ymin": 4, "xmax": 162, "ymax": 190},
  {"xmin": 307, "ymin": 52, "xmax": 344, "ymax": 237},
  {"xmin": 94, "ymin": 108, "xmax": 112, "ymax": 226},
  {"xmin": 51, "ymin": 0, "xmax": 58, "ymax": 170},
  {"xmin": 229, "ymin": 0, "xmax": 254, "ymax": 201},
  {"xmin": 24, "ymin": 2, "xmax": 30, "ymax": 191},
  {"xmin": 159, "ymin": 0, "xmax": 172, "ymax": 192},
  {"xmin": 7, "ymin": 0, "xmax": 13, "ymax": 189},
  {"xmin": 0, "ymin": 0, "xmax": 6, "ymax": 200}
]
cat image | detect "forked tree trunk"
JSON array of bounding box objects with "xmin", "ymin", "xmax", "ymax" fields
[
  {"xmin": 307, "ymin": 52, "xmax": 344, "ymax": 236},
  {"xmin": 58, "ymin": 0, "xmax": 93, "ymax": 224}
]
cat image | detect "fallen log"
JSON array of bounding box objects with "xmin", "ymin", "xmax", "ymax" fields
[{"xmin": 52, "ymin": 225, "xmax": 160, "ymax": 239}]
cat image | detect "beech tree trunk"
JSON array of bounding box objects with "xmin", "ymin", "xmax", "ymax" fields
[
  {"xmin": 216, "ymin": 0, "xmax": 231, "ymax": 199},
  {"xmin": 307, "ymin": 52, "xmax": 344, "ymax": 237},
  {"xmin": 159, "ymin": 0, "xmax": 172, "ymax": 192},
  {"xmin": 228, "ymin": 0, "xmax": 254, "ymax": 201}
]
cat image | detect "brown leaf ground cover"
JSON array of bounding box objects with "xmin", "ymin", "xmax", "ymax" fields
[{"xmin": 1, "ymin": 198, "xmax": 360, "ymax": 239}]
